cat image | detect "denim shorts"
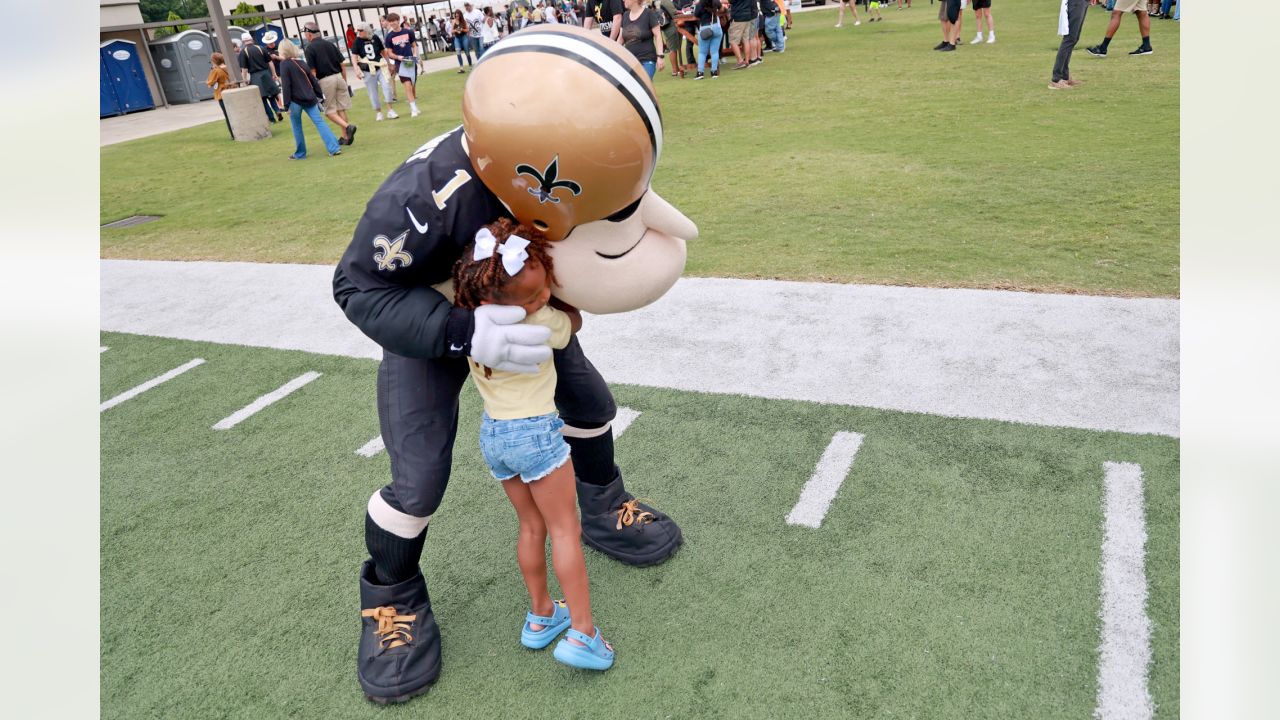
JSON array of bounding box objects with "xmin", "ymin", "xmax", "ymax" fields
[{"xmin": 479, "ymin": 412, "xmax": 571, "ymax": 483}]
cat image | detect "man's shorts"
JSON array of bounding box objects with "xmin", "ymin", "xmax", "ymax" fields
[
  {"xmin": 1110, "ymin": 0, "xmax": 1145, "ymax": 12},
  {"xmin": 729, "ymin": 19, "xmax": 755, "ymax": 45},
  {"xmin": 479, "ymin": 412, "xmax": 571, "ymax": 483},
  {"xmin": 319, "ymin": 74, "xmax": 351, "ymax": 113},
  {"xmin": 972, "ymin": 0, "xmax": 991, "ymax": 8},
  {"xmin": 945, "ymin": 0, "xmax": 961, "ymax": 23}
]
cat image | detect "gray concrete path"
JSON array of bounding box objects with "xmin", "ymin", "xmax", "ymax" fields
[{"xmin": 100, "ymin": 260, "xmax": 1179, "ymax": 437}]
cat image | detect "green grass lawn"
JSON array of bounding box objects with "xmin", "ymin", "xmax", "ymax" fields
[
  {"xmin": 100, "ymin": 3, "xmax": 1179, "ymax": 297},
  {"xmin": 101, "ymin": 332, "xmax": 1179, "ymax": 719}
]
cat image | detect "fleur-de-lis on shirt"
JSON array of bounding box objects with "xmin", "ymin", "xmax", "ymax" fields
[
  {"xmin": 372, "ymin": 230, "xmax": 413, "ymax": 271},
  {"xmin": 516, "ymin": 155, "xmax": 583, "ymax": 205}
]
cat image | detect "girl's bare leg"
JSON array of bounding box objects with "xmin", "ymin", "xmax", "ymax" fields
[
  {"xmin": 501, "ymin": 477, "xmax": 554, "ymax": 629},
  {"xmin": 528, "ymin": 460, "xmax": 595, "ymax": 644}
]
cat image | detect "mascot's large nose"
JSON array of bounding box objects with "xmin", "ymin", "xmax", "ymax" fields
[{"xmin": 641, "ymin": 190, "xmax": 698, "ymax": 241}]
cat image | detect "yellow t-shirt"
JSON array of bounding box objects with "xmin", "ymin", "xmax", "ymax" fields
[{"xmin": 469, "ymin": 306, "xmax": 573, "ymax": 420}]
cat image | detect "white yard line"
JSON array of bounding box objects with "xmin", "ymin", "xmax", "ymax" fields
[
  {"xmin": 100, "ymin": 346, "xmax": 109, "ymax": 353},
  {"xmin": 1096, "ymin": 461, "xmax": 1154, "ymax": 720},
  {"xmin": 785, "ymin": 431, "xmax": 865, "ymax": 529},
  {"xmin": 612, "ymin": 407, "xmax": 640, "ymax": 439},
  {"xmin": 101, "ymin": 260, "xmax": 1179, "ymax": 437},
  {"xmin": 100, "ymin": 358, "xmax": 205, "ymax": 412},
  {"xmin": 356, "ymin": 436, "xmax": 386, "ymax": 457},
  {"xmin": 212, "ymin": 372, "xmax": 322, "ymax": 430}
]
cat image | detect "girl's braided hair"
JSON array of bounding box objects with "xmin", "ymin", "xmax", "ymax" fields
[{"xmin": 452, "ymin": 218, "xmax": 558, "ymax": 311}]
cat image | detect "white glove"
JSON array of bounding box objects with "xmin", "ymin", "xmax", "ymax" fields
[{"xmin": 470, "ymin": 304, "xmax": 552, "ymax": 374}]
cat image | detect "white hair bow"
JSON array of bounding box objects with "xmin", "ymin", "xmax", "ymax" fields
[{"xmin": 473, "ymin": 228, "xmax": 531, "ymax": 277}]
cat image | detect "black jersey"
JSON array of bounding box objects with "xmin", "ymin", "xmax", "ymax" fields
[{"xmin": 334, "ymin": 125, "xmax": 510, "ymax": 359}]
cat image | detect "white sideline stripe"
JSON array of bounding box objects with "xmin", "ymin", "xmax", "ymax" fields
[
  {"xmin": 785, "ymin": 431, "xmax": 865, "ymax": 529},
  {"xmin": 100, "ymin": 346, "xmax": 109, "ymax": 353},
  {"xmin": 100, "ymin": 358, "xmax": 205, "ymax": 412},
  {"xmin": 1096, "ymin": 461, "xmax": 1154, "ymax": 720},
  {"xmin": 212, "ymin": 372, "xmax": 322, "ymax": 430},
  {"xmin": 612, "ymin": 407, "xmax": 640, "ymax": 439},
  {"xmin": 356, "ymin": 436, "xmax": 385, "ymax": 457}
]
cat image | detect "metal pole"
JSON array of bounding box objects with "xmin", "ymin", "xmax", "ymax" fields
[
  {"xmin": 137, "ymin": 27, "xmax": 170, "ymax": 108},
  {"xmin": 206, "ymin": 0, "xmax": 243, "ymax": 79}
]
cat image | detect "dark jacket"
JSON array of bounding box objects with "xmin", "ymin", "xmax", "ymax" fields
[{"xmin": 280, "ymin": 57, "xmax": 323, "ymax": 108}]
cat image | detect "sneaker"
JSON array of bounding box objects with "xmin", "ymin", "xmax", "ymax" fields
[
  {"xmin": 933, "ymin": 41, "xmax": 948, "ymax": 50},
  {"xmin": 1129, "ymin": 45, "xmax": 1153, "ymax": 55},
  {"xmin": 1065, "ymin": 78, "xmax": 1082, "ymax": 86},
  {"xmin": 375, "ymin": 112, "xmax": 384, "ymax": 122},
  {"xmin": 711, "ymin": 69, "xmax": 719, "ymax": 78},
  {"xmin": 971, "ymin": 33, "xmax": 983, "ymax": 44},
  {"xmin": 456, "ymin": 68, "xmax": 465, "ymax": 74},
  {"xmin": 1086, "ymin": 45, "xmax": 1107, "ymax": 57},
  {"xmin": 835, "ymin": 23, "xmax": 843, "ymax": 28},
  {"xmin": 694, "ymin": 71, "xmax": 705, "ymax": 80},
  {"xmin": 344, "ymin": 124, "xmax": 357, "ymax": 146},
  {"xmin": 986, "ymin": 33, "xmax": 996, "ymax": 43},
  {"xmin": 1047, "ymin": 79, "xmax": 1071, "ymax": 90},
  {"xmin": 750, "ymin": 57, "xmax": 763, "ymax": 66},
  {"xmin": 940, "ymin": 43, "xmax": 955, "ymax": 52},
  {"xmin": 387, "ymin": 109, "xmax": 399, "ymax": 119},
  {"xmin": 411, "ymin": 109, "xmax": 421, "ymax": 118},
  {"xmin": 854, "ymin": 20, "xmax": 861, "ymax": 26}
]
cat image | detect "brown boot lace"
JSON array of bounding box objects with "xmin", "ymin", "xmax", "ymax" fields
[
  {"xmin": 361, "ymin": 606, "xmax": 417, "ymax": 649},
  {"xmin": 615, "ymin": 498, "xmax": 656, "ymax": 531}
]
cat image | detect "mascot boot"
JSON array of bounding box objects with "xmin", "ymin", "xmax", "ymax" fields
[
  {"xmin": 577, "ymin": 468, "xmax": 683, "ymax": 567},
  {"xmin": 356, "ymin": 560, "xmax": 441, "ymax": 704}
]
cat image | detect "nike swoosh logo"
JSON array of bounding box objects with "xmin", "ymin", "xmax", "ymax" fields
[{"xmin": 406, "ymin": 206, "xmax": 429, "ymax": 235}]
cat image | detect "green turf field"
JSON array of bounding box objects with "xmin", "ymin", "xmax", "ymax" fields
[
  {"xmin": 100, "ymin": 331, "xmax": 1179, "ymax": 719},
  {"xmin": 100, "ymin": 4, "xmax": 1179, "ymax": 297}
]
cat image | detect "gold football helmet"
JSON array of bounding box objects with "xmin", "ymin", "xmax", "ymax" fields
[{"xmin": 461, "ymin": 24, "xmax": 662, "ymax": 241}]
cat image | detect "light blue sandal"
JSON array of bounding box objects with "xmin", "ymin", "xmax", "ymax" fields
[
  {"xmin": 520, "ymin": 600, "xmax": 572, "ymax": 649},
  {"xmin": 552, "ymin": 627, "xmax": 615, "ymax": 670}
]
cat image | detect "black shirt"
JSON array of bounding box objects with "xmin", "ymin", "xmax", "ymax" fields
[
  {"xmin": 760, "ymin": 0, "xmax": 778, "ymax": 17},
  {"xmin": 333, "ymin": 126, "xmax": 510, "ymax": 359},
  {"xmin": 238, "ymin": 43, "xmax": 273, "ymax": 73},
  {"xmin": 304, "ymin": 37, "xmax": 345, "ymax": 79},
  {"xmin": 619, "ymin": 8, "xmax": 660, "ymax": 62},
  {"xmin": 586, "ymin": 0, "xmax": 624, "ymax": 36},
  {"xmin": 729, "ymin": 0, "xmax": 755, "ymax": 21},
  {"xmin": 280, "ymin": 58, "xmax": 322, "ymax": 107},
  {"xmin": 351, "ymin": 34, "xmax": 385, "ymax": 72}
]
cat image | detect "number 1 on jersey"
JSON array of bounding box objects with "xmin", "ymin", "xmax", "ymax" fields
[{"xmin": 431, "ymin": 169, "xmax": 472, "ymax": 210}]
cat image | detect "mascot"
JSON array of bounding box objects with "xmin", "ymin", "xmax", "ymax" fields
[{"xmin": 332, "ymin": 25, "xmax": 695, "ymax": 704}]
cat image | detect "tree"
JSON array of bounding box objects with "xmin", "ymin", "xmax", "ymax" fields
[
  {"xmin": 153, "ymin": 10, "xmax": 189, "ymax": 38},
  {"xmin": 230, "ymin": 2, "xmax": 265, "ymax": 28},
  {"xmin": 140, "ymin": 0, "xmax": 205, "ymax": 23}
]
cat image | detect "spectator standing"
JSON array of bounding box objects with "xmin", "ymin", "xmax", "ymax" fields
[
  {"xmin": 205, "ymin": 52, "xmax": 235, "ymax": 139},
  {"xmin": 481, "ymin": 11, "xmax": 501, "ymax": 52},
  {"xmin": 835, "ymin": 0, "xmax": 861, "ymax": 28},
  {"xmin": 384, "ymin": 13, "xmax": 423, "ymax": 116},
  {"xmin": 1086, "ymin": 0, "xmax": 1154, "ymax": 56},
  {"xmin": 761, "ymin": 0, "xmax": 784, "ymax": 52},
  {"xmin": 352, "ymin": 23, "xmax": 399, "ymax": 121},
  {"xmin": 464, "ymin": 3, "xmax": 487, "ymax": 59},
  {"xmin": 971, "ymin": 0, "xmax": 995, "ymax": 43},
  {"xmin": 692, "ymin": 0, "xmax": 723, "ymax": 79},
  {"xmin": 345, "ymin": 23, "xmax": 357, "ymax": 50},
  {"xmin": 935, "ymin": 0, "xmax": 961, "ymax": 51},
  {"xmin": 727, "ymin": 0, "xmax": 756, "ymax": 69},
  {"xmin": 237, "ymin": 35, "xmax": 283, "ymax": 123},
  {"xmin": 278, "ymin": 39, "xmax": 342, "ymax": 159},
  {"xmin": 1050, "ymin": 0, "xmax": 1097, "ymax": 88},
  {"xmin": 656, "ymin": 0, "xmax": 684, "ymax": 75},
  {"xmin": 302, "ymin": 23, "xmax": 357, "ymax": 146},
  {"xmin": 619, "ymin": 0, "xmax": 663, "ymax": 78},
  {"xmin": 585, "ymin": 0, "xmax": 624, "ymax": 40},
  {"xmin": 380, "ymin": 15, "xmax": 400, "ymax": 102},
  {"xmin": 450, "ymin": 9, "xmax": 476, "ymax": 73}
]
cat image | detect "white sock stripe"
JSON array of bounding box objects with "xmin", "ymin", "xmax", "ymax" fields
[
  {"xmin": 1096, "ymin": 461, "xmax": 1154, "ymax": 720},
  {"xmin": 786, "ymin": 431, "xmax": 866, "ymax": 529},
  {"xmin": 212, "ymin": 371, "xmax": 322, "ymax": 430},
  {"xmin": 356, "ymin": 435, "xmax": 386, "ymax": 457},
  {"xmin": 479, "ymin": 33, "xmax": 662, "ymax": 161},
  {"xmin": 561, "ymin": 422, "xmax": 610, "ymax": 439},
  {"xmin": 367, "ymin": 491, "xmax": 430, "ymax": 539},
  {"xmin": 100, "ymin": 358, "xmax": 205, "ymax": 412}
]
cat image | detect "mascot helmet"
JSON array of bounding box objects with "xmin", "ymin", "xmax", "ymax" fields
[{"xmin": 461, "ymin": 25, "xmax": 662, "ymax": 241}]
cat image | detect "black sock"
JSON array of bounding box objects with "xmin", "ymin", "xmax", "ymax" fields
[
  {"xmin": 1141, "ymin": 35, "xmax": 1151, "ymax": 48},
  {"xmin": 563, "ymin": 431, "xmax": 619, "ymax": 487},
  {"xmin": 1100, "ymin": 36, "xmax": 1112, "ymax": 50},
  {"xmin": 365, "ymin": 512, "xmax": 426, "ymax": 585}
]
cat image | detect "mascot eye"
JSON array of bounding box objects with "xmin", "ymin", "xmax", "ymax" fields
[{"xmin": 605, "ymin": 197, "xmax": 643, "ymax": 223}]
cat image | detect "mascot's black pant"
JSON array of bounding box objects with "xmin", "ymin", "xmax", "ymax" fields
[{"xmin": 365, "ymin": 335, "xmax": 618, "ymax": 585}]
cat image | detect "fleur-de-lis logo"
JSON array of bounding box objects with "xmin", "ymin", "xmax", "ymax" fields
[
  {"xmin": 372, "ymin": 230, "xmax": 413, "ymax": 272},
  {"xmin": 516, "ymin": 155, "xmax": 583, "ymax": 205}
]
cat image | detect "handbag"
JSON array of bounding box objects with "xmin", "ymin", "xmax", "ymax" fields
[{"xmin": 699, "ymin": 23, "xmax": 715, "ymax": 41}]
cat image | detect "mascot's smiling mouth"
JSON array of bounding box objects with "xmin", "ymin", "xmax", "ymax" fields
[{"xmin": 595, "ymin": 234, "xmax": 644, "ymax": 260}]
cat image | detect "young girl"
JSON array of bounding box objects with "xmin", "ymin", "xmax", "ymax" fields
[
  {"xmin": 205, "ymin": 53, "xmax": 234, "ymax": 140},
  {"xmin": 451, "ymin": 219, "xmax": 615, "ymax": 671}
]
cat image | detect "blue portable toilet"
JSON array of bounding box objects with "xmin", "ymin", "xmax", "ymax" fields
[
  {"xmin": 100, "ymin": 55, "xmax": 121, "ymax": 117},
  {"xmin": 100, "ymin": 40, "xmax": 154, "ymax": 116}
]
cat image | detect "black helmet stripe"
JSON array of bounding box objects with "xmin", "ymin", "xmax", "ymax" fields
[{"xmin": 474, "ymin": 33, "xmax": 662, "ymax": 164}]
